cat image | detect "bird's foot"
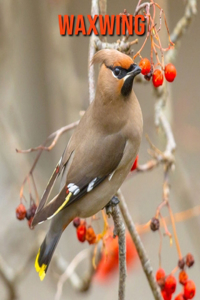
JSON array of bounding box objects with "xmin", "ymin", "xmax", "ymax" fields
[{"xmin": 105, "ymin": 196, "xmax": 120, "ymax": 215}]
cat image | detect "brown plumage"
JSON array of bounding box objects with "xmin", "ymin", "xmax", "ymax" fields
[{"xmin": 33, "ymin": 49, "xmax": 143, "ymax": 280}]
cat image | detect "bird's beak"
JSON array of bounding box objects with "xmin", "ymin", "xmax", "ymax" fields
[
  {"xmin": 123, "ymin": 64, "xmax": 141, "ymax": 82},
  {"xmin": 127, "ymin": 64, "xmax": 141, "ymax": 77}
]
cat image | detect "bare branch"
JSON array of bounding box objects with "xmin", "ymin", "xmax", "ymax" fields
[
  {"xmin": 107, "ymin": 203, "xmax": 126, "ymax": 300},
  {"xmin": 55, "ymin": 248, "xmax": 91, "ymax": 300},
  {"xmin": 117, "ymin": 189, "xmax": 162, "ymax": 300},
  {"xmin": 54, "ymin": 242, "xmax": 102, "ymax": 300},
  {"xmin": 134, "ymin": 2, "xmax": 152, "ymax": 16},
  {"xmin": 88, "ymin": 0, "xmax": 99, "ymax": 104},
  {"xmin": 17, "ymin": 120, "xmax": 79, "ymax": 202},
  {"xmin": 0, "ymin": 244, "xmax": 37, "ymax": 300},
  {"xmin": 95, "ymin": 37, "xmax": 138, "ymax": 52},
  {"xmin": 16, "ymin": 120, "xmax": 79, "ymax": 154},
  {"xmin": 137, "ymin": 159, "xmax": 159, "ymax": 172},
  {"xmin": 0, "ymin": 254, "xmax": 16, "ymax": 300},
  {"xmin": 159, "ymin": 111, "xmax": 176, "ymax": 155},
  {"xmin": 169, "ymin": 0, "xmax": 197, "ymax": 47}
]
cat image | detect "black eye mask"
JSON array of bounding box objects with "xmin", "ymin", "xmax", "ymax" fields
[
  {"xmin": 106, "ymin": 64, "xmax": 135, "ymax": 79},
  {"xmin": 106, "ymin": 63, "xmax": 141, "ymax": 97}
]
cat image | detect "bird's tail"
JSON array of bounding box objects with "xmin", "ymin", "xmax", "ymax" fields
[{"xmin": 35, "ymin": 230, "xmax": 62, "ymax": 281}]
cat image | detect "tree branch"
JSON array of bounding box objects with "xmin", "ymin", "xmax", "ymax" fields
[
  {"xmin": 94, "ymin": 37, "xmax": 138, "ymax": 52},
  {"xmin": 106, "ymin": 202, "xmax": 126, "ymax": 300},
  {"xmin": 88, "ymin": 0, "xmax": 99, "ymax": 104},
  {"xmin": 169, "ymin": 0, "xmax": 197, "ymax": 46},
  {"xmin": 0, "ymin": 254, "xmax": 16, "ymax": 300},
  {"xmin": 117, "ymin": 189, "xmax": 162, "ymax": 300},
  {"xmin": 16, "ymin": 120, "xmax": 79, "ymax": 154},
  {"xmin": 54, "ymin": 242, "xmax": 102, "ymax": 300}
]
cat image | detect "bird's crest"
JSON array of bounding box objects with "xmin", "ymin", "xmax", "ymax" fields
[{"xmin": 91, "ymin": 49, "xmax": 133, "ymax": 70}]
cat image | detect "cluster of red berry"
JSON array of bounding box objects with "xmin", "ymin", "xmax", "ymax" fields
[
  {"xmin": 139, "ymin": 58, "xmax": 177, "ymax": 88},
  {"xmin": 73, "ymin": 217, "xmax": 96, "ymax": 244},
  {"xmin": 16, "ymin": 202, "xmax": 37, "ymax": 228},
  {"xmin": 156, "ymin": 254, "xmax": 196, "ymax": 300},
  {"xmin": 95, "ymin": 231, "xmax": 137, "ymax": 282}
]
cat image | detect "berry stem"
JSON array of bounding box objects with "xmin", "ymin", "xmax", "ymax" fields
[
  {"xmin": 31, "ymin": 174, "xmax": 39, "ymax": 206},
  {"xmin": 158, "ymin": 229, "xmax": 162, "ymax": 268},
  {"xmin": 163, "ymin": 167, "xmax": 182, "ymax": 259},
  {"xmin": 171, "ymin": 265, "xmax": 179, "ymax": 275},
  {"xmin": 133, "ymin": 14, "xmax": 151, "ymax": 60},
  {"xmin": 167, "ymin": 202, "xmax": 182, "ymax": 259},
  {"xmin": 159, "ymin": 212, "xmax": 172, "ymax": 242}
]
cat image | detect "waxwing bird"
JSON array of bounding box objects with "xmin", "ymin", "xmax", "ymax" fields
[{"xmin": 33, "ymin": 49, "xmax": 143, "ymax": 280}]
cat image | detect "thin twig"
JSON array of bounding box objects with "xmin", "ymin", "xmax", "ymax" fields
[
  {"xmin": 55, "ymin": 248, "xmax": 91, "ymax": 300},
  {"xmin": 117, "ymin": 189, "xmax": 162, "ymax": 300},
  {"xmin": 17, "ymin": 120, "xmax": 79, "ymax": 201},
  {"xmin": 159, "ymin": 111, "xmax": 176, "ymax": 154},
  {"xmin": 54, "ymin": 242, "xmax": 102, "ymax": 300},
  {"xmin": 16, "ymin": 120, "xmax": 79, "ymax": 154},
  {"xmin": 136, "ymin": 204, "xmax": 200, "ymax": 235},
  {"xmin": 134, "ymin": 1, "xmax": 152, "ymax": 16}
]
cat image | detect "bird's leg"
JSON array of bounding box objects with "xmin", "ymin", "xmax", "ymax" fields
[
  {"xmin": 105, "ymin": 196, "xmax": 120, "ymax": 216},
  {"xmin": 105, "ymin": 196, "xmax": 121, "ymax": 237},
  {"xmin": 95, "ymin": 196, "xmax": 120, "ymax": 242}
]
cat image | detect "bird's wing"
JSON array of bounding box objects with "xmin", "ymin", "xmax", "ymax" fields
[
  {"xmin": 32, "ymin": 132, "xmax": 126, "ymax": 226},
  {"xmin": 33, "ymin": 149, "xmax": 73, "ymax": 215}
]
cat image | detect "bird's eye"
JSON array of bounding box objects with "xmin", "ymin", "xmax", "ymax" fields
[{"xmin": 113, "ymin": 67, "xmax": 121, "ymax": 77}]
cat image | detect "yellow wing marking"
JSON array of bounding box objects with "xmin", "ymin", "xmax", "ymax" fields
[{"xmin": 50, "ymin": 192, "xmax": 72, "ymax": 218}]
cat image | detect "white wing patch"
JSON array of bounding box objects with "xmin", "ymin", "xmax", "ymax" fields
[
  {"xmin": 67, "ymin": 183, "xmax": 80, "ymax": 195},
  {"xmin": 87, "ymin": 178, "xmax": 97, "ymax": 192}
]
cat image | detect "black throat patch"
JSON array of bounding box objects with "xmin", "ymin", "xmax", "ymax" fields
[{"xmin": 121, "ymin": 76, "xmax": 134, "ymax": 97}]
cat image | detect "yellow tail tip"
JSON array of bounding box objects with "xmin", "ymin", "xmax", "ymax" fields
[
  {"xmin": 35, "ymin": 248, "xmax": 47, "ymax": 281},
  {"xmin": 38, "ymin": 264, "xmax": 47, "ymax": 281}
]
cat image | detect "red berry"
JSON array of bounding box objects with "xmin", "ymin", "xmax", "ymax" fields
[
  {"xmin": 184, "ymin": 280, "xmax": 196, "ymax": 299},
  {"xmin": 164, "ymin": 275, "xmax": 177, "ymax": 295},
  {"xmin": 95, "ymin": 231, "xmax": 137, "ymax": 282},
  {"xmin": 139, "ymin": 58, "xmax": 151, "ymax": 75},
  {"xmin": 16, "ymin": 203, "xmax": 26, "ymax": 220},
  {"xmin": 174, "ymin": 294, "xmax": 185, "ymax": 300},
  {"xmin": 76, "ymin": 223, "xmax": 86, "ymax": 243},
  {"xmin": 73, "ymin": 217, "xmax": 81, "ymax": 228},
  {"xmin": 156, "ymin": 268, "xmax": 166, "ymax": 282},
  {"xmin": 131, "ymin": 155, "xmax": 138, "ymax": 172},
  {"xmin": 186, "ymin": 253, "xmax": 194, "ymax": 268},
  {"xmin": 85, "ymin": 226, "xmax": 96, "ymax": 244},
  {"xmin": 179, "ymin": 270, "xmax": 188, "ymax": 285},
  {"xmin": 152, "ymin": 69, "xmax": 164, "ymax": 87},
  {"xmin": 161, "ymin": 290, "xmax": 172, "ymax": 300},
  {"xmin": 164, "ymin": 63, "xmax": 176, "ymax": 82}
]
